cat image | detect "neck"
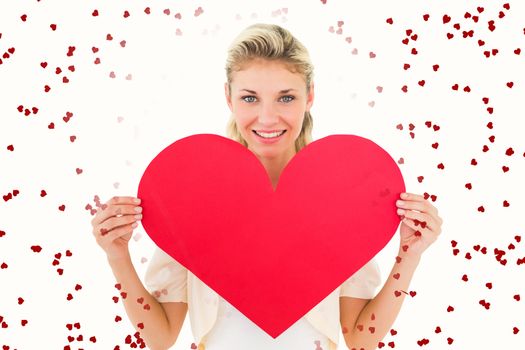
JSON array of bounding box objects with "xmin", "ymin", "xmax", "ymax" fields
[{"xmin": 254, "ymin": 146, "xmax": 296, "ymax": 191}]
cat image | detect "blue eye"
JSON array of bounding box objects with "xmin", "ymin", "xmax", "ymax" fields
[{"xmin": 241, "ymin": 95, "xmax": 295, "ymax": 103}]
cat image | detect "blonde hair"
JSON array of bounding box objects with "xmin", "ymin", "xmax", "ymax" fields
[{"xmin": 224, "ymin": 23, "xmax": 314, "ymax": 153}]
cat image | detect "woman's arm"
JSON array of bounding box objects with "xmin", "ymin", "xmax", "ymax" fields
[
  {"xmin": 107, "ymin": 252, "xmax": 184, "ymax": 350},
  {"xmin": 341, "ymin": 250, "xmax": 420, "ymax": 350},
  {"xmin": 342, "ymin": 192, "xmax": 442, "ymax": 349}
]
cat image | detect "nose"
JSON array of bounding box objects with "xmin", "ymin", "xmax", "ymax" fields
[{"xmin": 257, "ymin": 103, "xmax": 280, "ymax": 125}]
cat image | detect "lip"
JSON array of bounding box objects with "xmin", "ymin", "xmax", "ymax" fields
[
  {"xmin": 253, "ymin": 129, "xmax": 286, "ymax": 133},
  {"xmin": 252, "ymin": 130, "xmax": 286, "ymax": 144}
]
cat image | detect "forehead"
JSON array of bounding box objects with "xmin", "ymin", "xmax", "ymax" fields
[{"xmin": 232, "ymin": 60, "xmax": 305, "ymax": 91}]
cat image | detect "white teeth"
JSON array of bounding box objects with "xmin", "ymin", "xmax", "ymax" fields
[{"xmin": 254, "ymin": 130, "xmax": 285, "ymax": 138}]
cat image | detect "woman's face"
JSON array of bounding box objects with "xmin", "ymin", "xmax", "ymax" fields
[{"xmin": 225, "ymin": 59, "xmax": 314, "ymax": 160}]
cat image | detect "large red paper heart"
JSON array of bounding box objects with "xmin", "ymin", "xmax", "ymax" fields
[{"xmin": 137, "ymin": 133, "xmax": 405, "ymax": 338}]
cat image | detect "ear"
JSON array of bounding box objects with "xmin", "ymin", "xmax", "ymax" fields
[
  {"xmin": 224, "ymin": 82, "xmax": 233, "ymax": 112},
  {"xmin": 306, "ymin": 81, "xmax": 314, "ymax": 112}
]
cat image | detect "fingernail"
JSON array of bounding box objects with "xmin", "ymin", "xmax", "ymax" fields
[
  {"xmin": 134, "ymin": 206, "xmax": 142, "ymax": 213},
  {"xmin": 134, "ymin": 198, "xmax": 141, "ymax": 203},
  {"xmin": 134, "ymin": 214, "xmax": 142, "ymax": 220},
  {"xmin": 131, "ymin": 222, "xmax": 138, "ymax": 228}
]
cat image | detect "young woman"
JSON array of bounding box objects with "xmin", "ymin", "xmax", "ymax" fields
[{"xmin": 91, "ymin": 23, "xmax": 443, "ymax": 350}]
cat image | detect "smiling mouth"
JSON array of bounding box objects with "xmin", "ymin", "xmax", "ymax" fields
[{"xmin": 252, "ymin": 130, "xmax": 286, "ymax": 138}]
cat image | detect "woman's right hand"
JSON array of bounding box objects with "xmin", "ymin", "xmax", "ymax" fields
[{"xmin": 91, "ymin": 196, "xmax": 143, "ymax": 261}]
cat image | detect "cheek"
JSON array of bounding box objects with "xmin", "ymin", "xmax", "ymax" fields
[
  {"xmin": 286, "ymin": 112, "xmax": 305, "ymax": 130},
  {"xmin": 234, "ymin": 116, "xmax": 254, "ymax": 138}
]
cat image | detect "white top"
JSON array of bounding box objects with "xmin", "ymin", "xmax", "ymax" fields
[
  {"xmin": 205, "ymin": 293, "xmax": 330, "ymax": 350},
  {"xmin": 144, "ymin": 246, "xmax": 382, "ymax": 350}
]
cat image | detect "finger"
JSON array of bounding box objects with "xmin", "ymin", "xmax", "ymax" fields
[
  {"xmin": 401, "ymin": 217, "xmax": 433, "ymax": 239},
  {"xmin": 91, "ymin": 196, "xmax": 141, "ymax": 226},
  {"xmin": 397, "ymin": 198, "xmax": 439, "ymax": 216},
  {"xmin": 94, "ymin": 214, "xmax": 140, "ymax": 238},
  {"xmin": 400, "ymin": 209, "xmax": 439, "ymax": 233},
  {"xmin": 98, "ymin": 221, "xmax": 137, "ymax": 244},
  {"xmin": 400, "ymin": 192, "xmax": 426, "ymax": 202}
]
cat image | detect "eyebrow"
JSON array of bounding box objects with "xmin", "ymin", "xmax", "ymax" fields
[{"xmin": 239, "ymin": 88, "xmax": 297, "ymax": 94}]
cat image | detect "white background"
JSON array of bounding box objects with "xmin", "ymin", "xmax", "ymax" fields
[{"xmin": 0, "ymin": 0, "xmax": 524, "ymax": 349}]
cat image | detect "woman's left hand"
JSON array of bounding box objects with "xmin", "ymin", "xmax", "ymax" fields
[{"xmin": 396, "ymin": 192, "xmax": 443, "ymax": 258}]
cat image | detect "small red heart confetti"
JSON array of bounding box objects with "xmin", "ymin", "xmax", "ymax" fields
[
  {"xmin": 479, "ymin": 299, "xmax": 491, "ymax": 309},
  {"xmin": 417, "ymin": 338, "xmax": 430, "ymax": 346},
  {"xmin": 62, "ymin": 111, "xmax": 73, "ymax": 122},
  {"xmin": 194, "ymin": 7, "xmax": 204, "ymax": 17},
  {"xmin": 30, "ymin": 245, "xmax": 42, "ymax": 253}
]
